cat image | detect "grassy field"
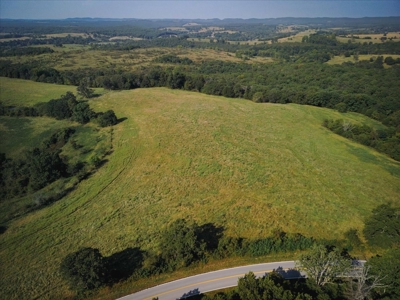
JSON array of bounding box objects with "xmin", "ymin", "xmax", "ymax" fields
[
  {"xmin": 327, "ymin": 54, "xmax": 400, "ymax": 66},
  {"xmin": 0, "ymin": 77, "xmax": 106, "ymax": 106},
  {"xmin": 0, "ymin": 116, "xmax": 74, "ymax": 158},
  {"xmin": 278, "ymin": 29, "xmax": 316, "ymax": 43},
  {"xmin": 0, "ymin": 80, "xmax": 400, "ymax": 299},
  {"xmin": 336, "ymin": 32, "xmax": 400, "ymax": 44},
  {"xmin": 0, "ymin": 46, "xmax": 269, "ymax": 72}
]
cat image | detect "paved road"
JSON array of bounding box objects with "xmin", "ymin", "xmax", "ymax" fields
[{"xmin": 117, "ymin": 261, "xmax": 304, "ymax": 300}]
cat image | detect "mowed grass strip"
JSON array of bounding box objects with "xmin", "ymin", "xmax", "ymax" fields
[{"xmin": 0, "ymin": 86, "xmax": 399, "ymax": 299}]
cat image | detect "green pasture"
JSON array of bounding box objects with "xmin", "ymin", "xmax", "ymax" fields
[
  {"xmin": 0, "ymin": 77, "xmax": 77, "ymax": 105},
  {"xmin": 0, "ymin": 117, "xmax": 110, "ymax": 225},
  {"xmin": 1, "ymin": 81, "xmax": 399, "ymax": 299},
  {"xmin": 278, "ymin": 29, "xmax": 316, "ymax": 43},
  {"xmin": 0, "ymin": 77, "xmax": 105, "ymax": 106},
  {"xmin": 0, "ymin": 116, "xmax": 74, "ymax": 158}
]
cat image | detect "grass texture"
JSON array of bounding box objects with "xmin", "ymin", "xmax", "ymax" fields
[{"xmin": 0, "ymin": 81, "xmax": 399, "ymax": 299}]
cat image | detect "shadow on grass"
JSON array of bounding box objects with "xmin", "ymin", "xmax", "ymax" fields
[
  {"xmin": 0, "ymin": 225, "xmax": 7, "ymax": 234},
  {"xmin": 117, "ymin": 117, "xmax": 128, "ymax": 124},
  {"xmin": 196, "ymin": 223, "xmax": 224, "ymax": 252},
  {"xmin": 106, "ymin": 247, "xmax": 145, "ymax": 284},
  {"xmin": 346, "ymin": 144, "xmax": 400, "ymax": 177}
]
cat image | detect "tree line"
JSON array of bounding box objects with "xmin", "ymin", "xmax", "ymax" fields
[
  {"xmin": 323, "ymin": 119, "xmax": 400, "ymax": 161},
  {"xmin": 59, "ymin": 204, "xmax": 400, "ymax": 298},
  {"xmin": 0, "ymin": 91, "xmax": 117, "ymax": 126},
  {"xmin": 0, "ymin": 46, "xmax": 54, "ymax": 57},
  {"xmin": 59, "ymin": 219, "xmax": 315, "ymax": 295},
  {"xmin": 1, "ymin": 55, "xmax": 399, "ymax": 125},
  {"xmin": 0, "ymin": 92, "xmax": 118, "ymax": 213}
]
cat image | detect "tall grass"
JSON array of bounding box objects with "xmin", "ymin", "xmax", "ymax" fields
[{"xmin": 0, "ymin": 84, "xmax": 399, "ymax": 299}]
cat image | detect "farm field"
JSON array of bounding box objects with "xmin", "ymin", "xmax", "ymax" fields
[
  {"xmin": 1, "ymin": 79, "xmax": 399, "ymax": 299},
  {"xmin": 326, "ymin": 54, "xmax": 400, "ymax": 66}
]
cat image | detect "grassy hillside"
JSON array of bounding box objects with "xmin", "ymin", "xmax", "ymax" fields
[
  {"xmin": 0, "ymin": 117, "xmax": 73, "ymax": 158},
  {"xmin": 0, "ymin": 77, "xmax": 76, "ymax": 106},
  {"xmin": 0, "ymin": 77, "xmax": 105, "ymax": 106},
  {"xmin": 1, "ymin": 82, "xmax": 400, "ymax": 299}
]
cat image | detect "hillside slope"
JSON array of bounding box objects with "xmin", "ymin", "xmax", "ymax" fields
[{"xmin": 1, "ymin": 87, "xmax": 400, "ymax": 299}]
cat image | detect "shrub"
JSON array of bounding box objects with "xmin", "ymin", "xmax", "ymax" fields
[
  {"xmin": 60, "ymin": 247, "xmax": 107, "ymax": 292},
  {"xmin": 97, "ymin": 110, "xmax": 118, "ymax": 127}
]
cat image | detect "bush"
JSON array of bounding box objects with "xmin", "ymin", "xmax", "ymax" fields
[
  {"xmin": 159, "ymin": 219, "xmax": 206, "ymax": 270},
  {"xmin": 97, "ymin": 110, "xmax": 118, "ymax": 127},
  {"xmin": 60, "ymin": 247, "xmax": 107, "ymax": 292},
  {"xmin": 363, "ymin": 203, "xmax": 400, "ymax": 248}
]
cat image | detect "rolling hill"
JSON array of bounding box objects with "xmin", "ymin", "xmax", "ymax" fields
[{"xmin": 1, "ymin": 84, "xmax": 399, "ymax": 299}]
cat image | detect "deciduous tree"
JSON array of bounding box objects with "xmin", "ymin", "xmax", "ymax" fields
[
  {"xmin": 60, "ymin": 247, "xmax": 107, "ymax": 292},
  {"xmin": 296, "ymin": 244, "xmax": 352, "ymax": 286}
]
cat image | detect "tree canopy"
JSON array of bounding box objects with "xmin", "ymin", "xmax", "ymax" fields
[
  {"xmin": 296, "ymin": 244, "xmax": 352, "ymax": 286},
  {"xmin": 59, "ymin": 247, "xmax": 107, "ymax": 292},
  {"xmin": 363, "ymin": 203, "xmax": 400, "ymax": 248}
]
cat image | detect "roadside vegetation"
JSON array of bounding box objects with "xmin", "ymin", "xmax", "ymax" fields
[{"xmin": 0, "ymin": 17, "xmax": 400, "ymax": 300}]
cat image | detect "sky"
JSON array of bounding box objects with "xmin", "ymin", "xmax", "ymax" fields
[{"xmin": 1, "ymin": 0, "xmax": 400, "ymax": 20}]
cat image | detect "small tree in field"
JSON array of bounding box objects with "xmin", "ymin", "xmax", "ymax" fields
[
  {"xmin": 60, "ymin": 247, "xmax": 107, "ymax": 292},
  {"xmin": 97, "ymin": 110, "xmax": 118, "ymax": 127},
  {"xmin": 296, "ymin": 244, "xmax": 352, "ymax": 286},
  {"xmin": 77, "ymin": 80, "xmax": 94, "ymax": 98}
]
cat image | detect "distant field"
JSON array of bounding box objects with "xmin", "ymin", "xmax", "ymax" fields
[
  {"xmin": 337, "ymin": 32, "xmax": 400, "ymax": 44},
  {"xmin": 44, "ymin": 33, "xmax": 90, "ymax": 38},
  {"xmin": 277, "ymin": 25, "xmax": 308, "ymax": 33},
  {"xmin": 1, "ymin": 79, "xmax": 399, "ymax": 299},
  {"xmin": 0, "ymin": 77, "xmax": 105, "ymax": 105},
  {"xmin": 160, "ymin": 26, "xmax": 189, "ymax": 32},
  {"xmin": 109, "ymin": 36, "xmax": 144, "ymax": 41},
  {"xmin": 327, "ymin": 54, "xmax": 400, "ymax": 66},
  {"xmin": 227, "ymin": 39, "xmax": 269, "ymax": 45},
  {"xmin": 278, "ymin": 29, "xmax": 316, "ymax": 43},
  {"xmin": 0, "ymin": 46, "xmax": 272, "ymax": 71},
  {"xmin": 0, "ymin": 36, "xmax": 31, "ymax": 43}
]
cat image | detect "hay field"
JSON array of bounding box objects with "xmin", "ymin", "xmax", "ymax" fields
[{"xmin": 1, "ymin": 81, "xmax": 399, "ymax": 299}]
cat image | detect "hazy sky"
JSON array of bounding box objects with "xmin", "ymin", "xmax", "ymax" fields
[{"xmin": 1, "ymin": 1, "xmax": 399, "ymax": 20}]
